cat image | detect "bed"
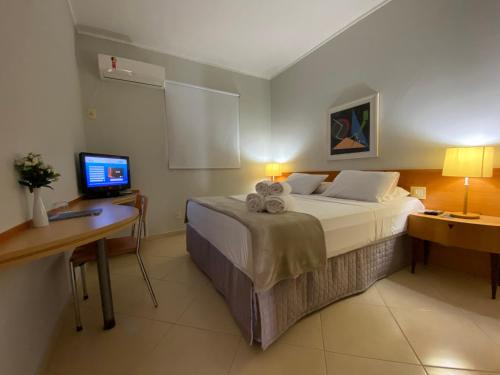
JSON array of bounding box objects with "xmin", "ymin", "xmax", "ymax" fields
[{"xmin": 186, "ymin": 191, "xmax": 425, "ymax": 349}]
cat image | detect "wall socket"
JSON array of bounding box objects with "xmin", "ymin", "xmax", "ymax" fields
[{"xmin": 410, "ymin": 186, "xmax": 427, "ymax": 200}]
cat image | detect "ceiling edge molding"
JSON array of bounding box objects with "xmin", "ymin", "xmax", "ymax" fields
[
  {"xmin": 269, "ymin": 0, "xmax": 394, "ymax": 80},
  {"xmin": 76, "ymin": 29, "xmax": 271, "ymax": 80},
  {"xmin": 70, "ymin": 0, "xmax": 392, "ymax": 81}
]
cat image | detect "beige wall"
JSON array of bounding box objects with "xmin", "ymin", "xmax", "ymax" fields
[
  {"xmin": 0, "ymin": 0, "xmax": 85, "ymax": 373},
  {"xmin": 270, "ymin": 0, "xmax": 500, "ymax": 172},
  {"xmin": 2, "ymin": 0, "xmax": 499, "ymax": 372},
  {"xmin": 76, "ymin": 34, "xmax": 271, "ymax": 234}
]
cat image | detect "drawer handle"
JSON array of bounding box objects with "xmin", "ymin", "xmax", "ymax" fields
[{"xmin": 448, "ymin": 224, "xmax": 454, "ymax": 229}]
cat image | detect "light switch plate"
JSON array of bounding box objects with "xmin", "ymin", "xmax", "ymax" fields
[{"xmin": 410, "ymin": 186, "xmax": 427, "ymax": 200}]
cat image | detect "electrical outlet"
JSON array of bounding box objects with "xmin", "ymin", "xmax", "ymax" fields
[
  {"xmin": 87, "ymin": 108, "xmax": 97, "ymax": 120},
  {"xmin": 410, "ymin": 186, "xmax": 427, "ymax": 200}
]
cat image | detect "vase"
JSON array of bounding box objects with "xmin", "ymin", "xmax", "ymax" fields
[{"xmin": 32, "ymin": 188, "xmax": 49, "ymax": 227}]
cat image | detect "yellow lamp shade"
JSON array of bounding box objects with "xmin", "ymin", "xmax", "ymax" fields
[
  {"xmin": 265, "ymin": 163, "xmax": 282, "ymax": 178},
  {"xmin": 442, "ymin": 146, "xmax": 494, "ymax": 178}
]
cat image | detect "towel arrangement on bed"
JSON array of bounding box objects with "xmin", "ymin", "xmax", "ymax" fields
[
  {"xmin": 186, "ymin": 195, "xmax": 327, "ymax": 292},
  {"xmin": 247, "ymin": 180, "xmax": 294, "ymax": 214}
]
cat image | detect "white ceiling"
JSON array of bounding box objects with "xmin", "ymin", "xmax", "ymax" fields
[{"xmin": 68, "ymin": 0, "xmax": 390, "ymax": 79}]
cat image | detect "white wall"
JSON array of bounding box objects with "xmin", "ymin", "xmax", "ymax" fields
[
  {"xmin": 76, "ymin": 34, "xmax": 271, "ymax": 234},
  {"xmin": 0, "ymin": 0, "xmax": 85, "ymax": 373},
  {"xmin": 270, "ymin": 0, "xmax": 500, "ymax": 171}
]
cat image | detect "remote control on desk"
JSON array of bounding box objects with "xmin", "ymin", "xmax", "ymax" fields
[{"xmin": 49, "ymin": 208, "xmax": 102, "ymax": 222}]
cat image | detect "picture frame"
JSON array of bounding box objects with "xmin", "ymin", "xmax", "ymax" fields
[{"xmin": 327, "ymin": 93, "xmax": 379, "ymax": 160}]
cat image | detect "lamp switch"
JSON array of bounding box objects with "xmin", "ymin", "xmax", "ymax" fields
[{"xmin": 410, "ymin": 186, "xmax": 427, "ymax": 200}]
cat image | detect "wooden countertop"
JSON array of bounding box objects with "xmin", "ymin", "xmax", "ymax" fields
[
  {"xmin": 409, "ymin": 212, "xmax": 500, "ymax": 254},
  {"xmin": 0, "ymin": 194, "xmax": 139, "ymax": 268},
  {"xmin": 410, "ymin": 212, "xmax": 500, "ymax": 227}
]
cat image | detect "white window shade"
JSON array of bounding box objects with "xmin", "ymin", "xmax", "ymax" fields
[{"xmin": 164, "ymin": 81, "xmax": 240, "ymax": 169}]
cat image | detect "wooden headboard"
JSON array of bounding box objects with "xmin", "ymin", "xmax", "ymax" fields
[{"xmin": 281, "ymin": 169, "xmax": 500, "ymax": 216}]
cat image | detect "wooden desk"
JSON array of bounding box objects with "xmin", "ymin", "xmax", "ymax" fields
[
  {"xmin": 0, "ymin": 193, "xmax": 139, "ymax": 329},
  {"xmin": 408, "ymin": 213, "xmax": 500, "ymax": 299}
]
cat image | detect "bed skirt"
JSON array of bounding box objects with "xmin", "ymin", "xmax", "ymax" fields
[{"xmin": 186, "ymin": 224, "xmax": 410, "ymax": 349}]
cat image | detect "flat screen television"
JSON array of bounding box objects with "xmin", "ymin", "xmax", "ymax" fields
[{"xmin": 79, "ymin": 152, "xmax": 131, "ymax": 197}]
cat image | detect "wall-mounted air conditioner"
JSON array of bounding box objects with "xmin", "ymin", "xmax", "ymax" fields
[{"xmin": 97, "ymin": 54, "xmax": 165, "ymax": 88}]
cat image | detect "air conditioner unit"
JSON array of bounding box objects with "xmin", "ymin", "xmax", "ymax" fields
[{"xmin": 97, "ymin": 54, "xmax": 165, "ymax": 88}]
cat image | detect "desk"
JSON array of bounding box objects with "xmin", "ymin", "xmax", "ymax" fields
[
  {"xmin": 408, "ymin": 213, "xmax": 500, "ymax": 299},
  {"xmin": 0, "ymin": 193, "xmax": 139, "ymax": 329}
]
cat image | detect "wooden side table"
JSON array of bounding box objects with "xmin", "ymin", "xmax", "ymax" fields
[{"xmin": 408, "ymin": 213, "xmax": 500, "ymax": 299}]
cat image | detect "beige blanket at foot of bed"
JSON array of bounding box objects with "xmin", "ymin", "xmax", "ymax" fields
[{"xmin": 186, "ymin": 196, "xmax": 327, "ymax": 292}]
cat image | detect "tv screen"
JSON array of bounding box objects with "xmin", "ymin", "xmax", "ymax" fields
[{"xmin": 79, "ymin": 152, "xmax": 130, "ymax": 196}]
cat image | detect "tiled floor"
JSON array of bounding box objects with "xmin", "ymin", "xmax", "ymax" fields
[{"xmin": 44, "ymin": 234, "xmax": 500, "ymax": 375}]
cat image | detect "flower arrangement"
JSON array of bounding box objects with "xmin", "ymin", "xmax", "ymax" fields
[{"xmin": 14, "ymin": 153, "xmax": 60, "ymax": 193}]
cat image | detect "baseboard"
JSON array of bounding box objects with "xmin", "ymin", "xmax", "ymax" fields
[{"xmin": 36, "ymin": 296, "xmax": 72, "ymax": 375}]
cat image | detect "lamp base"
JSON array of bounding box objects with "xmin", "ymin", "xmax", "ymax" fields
[{"xmin": 449, "ymin": 212, "xmax": 480, "ymax": 220}]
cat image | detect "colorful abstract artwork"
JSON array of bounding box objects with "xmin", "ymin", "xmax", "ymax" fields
[{"xmin": 327, "ymin": 94, "xmax": 379, "ymax": 160}]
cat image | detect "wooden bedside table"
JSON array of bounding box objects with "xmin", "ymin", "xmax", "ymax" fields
[{"xmin": 408, "ymin": 213, "xmax": 500, "ymax": 299}]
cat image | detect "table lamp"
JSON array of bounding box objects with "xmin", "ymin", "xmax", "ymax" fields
[
  {"xmin": 442, "ymin": 146, "xmax": 494, "ymax": 219},
  {"xmin": 265, "ymin": 163, "xmax": 282, "ymax": 182}
]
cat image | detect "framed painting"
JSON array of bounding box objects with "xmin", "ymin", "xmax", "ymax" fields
[{"xmin": 327, "ymin": 93, "xmax": 379, "ymax": 160}]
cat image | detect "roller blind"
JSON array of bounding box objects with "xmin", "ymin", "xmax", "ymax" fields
[{"xmin": 164, "ymin": 80, "xmax": 240, "ymax": 169}]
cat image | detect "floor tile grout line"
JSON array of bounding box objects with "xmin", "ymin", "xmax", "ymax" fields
[
  {"xmin": 103, "ymin": 304, "xmax": 242, "ymax": 338},
  {"xmin": 109, "ymin": 306, "xmax": 242, "ymax": 338},
  {"xmin": 101, "ymin": 282, "xmax": 498, "ymax": 373},
  {"xmin": 123, "ymin": 326, "xmax": 173, "ymax": 375},
  {"xmin": 171, "ymin": 321, "xmax": 242, "ymax": 338},
  {"xmin": 141, "ymin": 321, "xmax": 176, "ymax": 364},
  {"xmin": 172, "ymin": 321, "xmax": 242, "ymax": 337},
  {"xmin": 377, "ymin": 271, "xmax": 500, "ymax": 373},
  {"xmin": 463, "ymin": 311, "xmax": 500, "ymax": 347},
  {"xmin": 319, "ymin": 312, "xmax": 329, "ymax": 374},
  {"xmin": 226, "ymin": 336, "xmax": 245, "ymax": 375},
  {"xmin": 48, "ymin": 251, "xmax": 500, "ymax": 375},
  {"xmin": 271, "ymin": 340, "xmax": 324, "ymax": 351},
  {"xmin": 322, "ymin": 348, "xmax": 425, "ymax": 367},
  {"xmin": 425, "ymin": 365, "xmax": 500, "ymax": 374},
  {"xmin": 375, "ymin": 282, "xmax": 429, "ymax": 374}
]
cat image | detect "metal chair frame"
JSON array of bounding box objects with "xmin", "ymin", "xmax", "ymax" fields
[{"xmin": 69, "ymin": 195, "xmax": 158, "ymax": 331}]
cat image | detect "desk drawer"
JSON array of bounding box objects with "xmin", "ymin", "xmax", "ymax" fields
[{"xmin": 408, "ymin": 215, "xmax": 500, "ymax": 253}]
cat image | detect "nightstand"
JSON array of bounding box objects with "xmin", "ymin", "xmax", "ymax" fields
[{"xmin": 408, "ymin": 213, "xmax": 500, "ymax": 299}]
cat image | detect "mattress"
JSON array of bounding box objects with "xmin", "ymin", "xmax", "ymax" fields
[{"xmin": 186, "ymin": 194, "xmax": 424, "ymax": 278}]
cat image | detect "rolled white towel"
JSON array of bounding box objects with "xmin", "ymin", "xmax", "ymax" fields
[
  {"xmin": 265, "ymin": 195, "xmax": 295, "ymax": 214},
  {"xmin": 269, "ymin": 181, "xmax": 292, "ymax": 196},
  {"xmin": 255, "ymin": 180, "xmax": 272, "ymax": 196},
  {"xmin": 246, "ymin": 193, "xmax": 265, "ymax": 212}
]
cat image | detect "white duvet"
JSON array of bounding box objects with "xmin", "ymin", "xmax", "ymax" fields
[{"xmin": 186, "ymin": 194, "xmax": 425, "ymax": 279}]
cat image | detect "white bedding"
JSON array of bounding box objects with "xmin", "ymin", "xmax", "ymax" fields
[{"xmin": 186, "ymin": 194, "xmax": 425, "ymax": 278}]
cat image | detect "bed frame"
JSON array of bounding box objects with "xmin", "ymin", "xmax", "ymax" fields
[
  {"xmin": 187, "ymin": 224, "xmax": 410, "ymax": 349},
  {"xmin": 186, "ymin": 168, "xmax": 500, "ymax": 347}
]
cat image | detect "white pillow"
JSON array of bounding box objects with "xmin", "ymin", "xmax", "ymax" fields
[
  {"xmin": 313, "ymin": 181, "xmax": 332, "ymax": 194},
  {"xmin": 286, "ymin": 173, "xmax": 328, "ymax": 195},
  {"xmin": 322, "ymin": 170, "xmax": 400, "ymax": 202},
  {"xmin": 383, "ymin": 186, "xmax": 410, "ymax": 201}
]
